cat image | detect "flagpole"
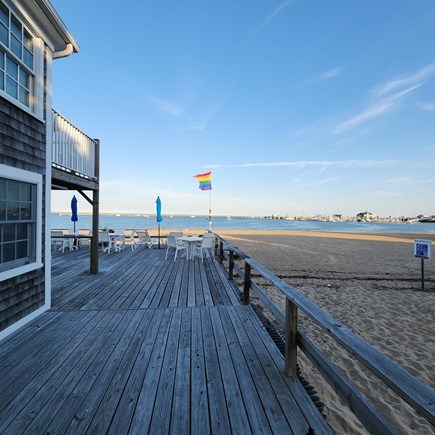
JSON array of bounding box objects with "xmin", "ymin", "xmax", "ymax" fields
[{"xmin": 208, "ymin": 189, "xmax": 212, "ymax": 232}]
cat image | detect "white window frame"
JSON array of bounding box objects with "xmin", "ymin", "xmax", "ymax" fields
[
  {"xmin": 0, "ymin": 0, "xmax": 44, "ymax": 120},
  {"xmin": 0, "ymin": 163, "xmax": 43, "ymax": 282}
]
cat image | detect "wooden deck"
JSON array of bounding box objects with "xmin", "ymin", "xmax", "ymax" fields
[{"xmin": 0, "ymin": 247, "xmax": 331, "ymax": 434}]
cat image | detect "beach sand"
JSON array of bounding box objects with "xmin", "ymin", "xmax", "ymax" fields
[{"xmin": 163, "ymin": 229, "xmax": 435, "ymax": 434}]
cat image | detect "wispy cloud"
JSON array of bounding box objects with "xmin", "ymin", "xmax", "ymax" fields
[
  {"xmin": 307, "ymin": 176, "xmax": 341, "ymax": 187},
  {"xmin": 305, "ymin": 67, "xmax": 344, "ymax": 84},
  {"xmin": 417, "ymin": 101, "xmax": 435, "ymax": 111},
  {"xmin": 148, "ymin": 96, "xmax": 185, "ymax": 117},
  {"xmin": 185, "ymin": 124, "xmax": 206, "ymax": 131},
  {"xmin": 372, "ymin": 63, "xmax": 435, "ymax": 96},
  {"xmin": 214, "ymin": 160, "xmax": 395, "ymax": 169},
  {"xmin": 334, "ymin": 85, "xmax": 420, "ymax": 134},
  {"xmin": 334, "ymin": 63, "xmax": 435, "ymax": 135},
  {"xmin": 384, "ymin": 176, "xmax": 435, "ymax": 184},
  {"xmin": 260, "ymin": 0, "xmax": 296, "ymax": 28},
  {"xmin": 321, "ymin": 67, "xmax": 344, "ymax": 80}
]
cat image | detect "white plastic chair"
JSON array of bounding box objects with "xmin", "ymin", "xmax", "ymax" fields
[
  {"xmin": 51, "ymin": 230, "xmax": 67, "ymax": 252},
  {"xmin": 99, "ymin": 231, "xmax": 115, "ymax": 253},
  {"xmin": 78, "ymin": 229, "xmax": 92, "ymax": 249},
  {"xmin": 165, "ymin": 235, "xmax": 186, "ymax": 261},
  {"xmin": 136, "ymin": 230, "xmax": 155, "ymax": 249},
  {"xmin": 125, "ymin": 230, "xmax": 138, "ymax": 251},
  {"xmin": 112, "ymin": 229, "xmax": 126, "ymax": 252},
  {"xmin": 194, "ymin": 235, "xmax": 215, "ymax": 262}
]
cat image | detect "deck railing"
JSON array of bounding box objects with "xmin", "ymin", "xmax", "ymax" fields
[
  {"xmin": 52, "ymin": 109, "xmax": 97, "ymax": 179},
  {"xmin": 214, "ymin": 234, "xmax": 435, "ymax": 435}
]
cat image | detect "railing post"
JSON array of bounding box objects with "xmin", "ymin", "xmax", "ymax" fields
[
  {"xmin": 90, "ymin": 139, "xmax": 100, "ymax": 274},
  {"xmin": 242, "ymin": 261, "xmax": 251, "ymax": 305},
  {"xmin": 228, "ymin": 251, "xmax": 234, "ymax": 280},
  {"xmin": 284, "ymin": 299, "xmax": 298, "ymax": 377},
  {"xmin": 219, "ymin": 241, "xmax": 224, "ymax": 264}
]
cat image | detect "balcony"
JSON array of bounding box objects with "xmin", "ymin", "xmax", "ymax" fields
[
  {"xmin": 51, "ymin": 109, "xmax": 99, "ymax": 191},
  {"xmin": 51, "ymin": 109, "xmax": 100, "ymax": 273}
]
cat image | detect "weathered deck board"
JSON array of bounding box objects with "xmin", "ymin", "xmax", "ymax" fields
[{"xmin": 0, "ymin": 247, "xmax": 332, "ymax": 434}]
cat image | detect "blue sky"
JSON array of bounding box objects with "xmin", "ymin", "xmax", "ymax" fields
[{"xmin": 50, "ymin": 0, "xmax": 435, "ymax": 217}]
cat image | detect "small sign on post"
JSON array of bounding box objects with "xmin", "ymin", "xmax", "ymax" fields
[{"xmin": 414, "ymin": 239, "xmax": 431, "ymax": 290}]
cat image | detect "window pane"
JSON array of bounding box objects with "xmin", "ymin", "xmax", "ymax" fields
[
  {"xmin": 0, "ymin": 22, "xmax": 7, "ymax": 46},
  {"xmin": 17, "ymin": 223, "xmax": 28, "ymax": 239},
  {"xmin": 23, "ymin": 30, "xmax": 32, "ymax": 50},
  {"xmin": 7, "ymin": 201, "xmax": 19, "ymax": 220},
  {"xmin": 0, "ymin": 3, "xmax": 8, "ymax": 26},
  {"xmin": 19, "ymin": 86, "xmax": 29, "ymax": 106},
  {"xmin": 20, "ymin": 183, "xmax": 31, "ymax": 201},
  {"xmin": 19, "ymin": 68, "xmax": 29, "ymax": 88},
  {"xmin": 6, "ymin": 180, "xmax": 19, "ymax": 199},
  {"xmin": 11, "ymin": 35, "xmax": 21, "ymax": 58},
  {"xmin": 19, "ymin": 201, "xmax": 31, "ymax": 219},
  {"xmin": 0, "ymin": 201, "xmax": 5, "ymax": 220},
  {"xmin": 6, "ymin": 56, "xmax": 18, "ymax": 78},
  {"xmin": 0, "ymin": 50, "xmax": 3, "ymax": 70},
  {"xmin": 16, "ymin": 240, "xmax": 27, "ymax": 259},
  {"xmin": 3, "ymin": 224, "xmax": 15, "ymax": 242},
  {"xmin": 0, "ymin": 71, "xmax": 3, "ymax": 91},
  {"xmin": 11, "ymin": 16, "xmax": 21, "ymax": 40},
  {"xmin": 6, "ymin": 75, "xmax": 17, "ymax": 98},
  {"xmin": 0, "ymin": 179, "xmax": 5, "ymax": 199},
  {"xmin": 3, "ymin": 242, "xmax": 16, "ymax": 262},
  {"xmin": 23, "ymin": 49, "xmax": 32, "ymax": 69}
]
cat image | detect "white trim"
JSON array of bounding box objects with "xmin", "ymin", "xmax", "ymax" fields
[
  {"xmin": 6, "ymin": 0, "xmax": 79, "ymax": 55},
  {"xmin": 0, "ymin": 163, "xmax": 43, "ymax": 282},
  {"xmin": 0, "ymin": 303, "xmax": 49, "ymax": 341},
  {"xmin": 0, "ymin": 163, "xmax": 42, "ymax": 184},
  {"xmin": 0, "ymin": 91, "xmax": 44, "ymax": 122},
  {"xmin": 32, "ymin": 37, "xmax": 45, "ymax": 120},
  {"xmin": 45, "ymin": 52, "xmax": 53, "ymax": 308},
  {"xmin": 0, "ymin": 261, "xmax": 44, "ymax": 281}
]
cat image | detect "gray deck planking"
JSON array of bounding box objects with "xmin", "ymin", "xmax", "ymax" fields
[{"xmin": 0, "ymin": 247, "xmax": 332, "ymax": 434}]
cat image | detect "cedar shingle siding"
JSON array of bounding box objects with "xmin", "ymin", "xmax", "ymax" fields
[{"xmin": 0, "ymin": 97, "xmax": 46, "ymax": 333}]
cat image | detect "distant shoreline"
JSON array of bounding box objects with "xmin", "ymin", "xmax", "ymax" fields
[{"xmin": 51, "ymin": 212, "xmax": 435, "ymax": 223}]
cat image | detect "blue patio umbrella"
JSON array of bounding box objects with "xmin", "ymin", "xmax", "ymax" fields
[
  {"xmin": 71, "ymin": 195, "xmax": 78, "ymax": 232},
  {"xmin": 156, "ymin": 196, "xmax": 162, "ymax": 248}
]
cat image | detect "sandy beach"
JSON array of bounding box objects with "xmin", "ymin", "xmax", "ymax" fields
[{"xmin": 200, "ymin": 230, "xmax": 434, "ymax": 434}]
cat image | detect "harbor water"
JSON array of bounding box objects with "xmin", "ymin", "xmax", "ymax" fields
[{"xmin": 50, "ymin": 214, "xmax": 435, "ymax": 234}]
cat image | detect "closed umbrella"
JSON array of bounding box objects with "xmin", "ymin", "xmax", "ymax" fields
[
  {"xmin": 156, "ymin": 196, "xmax": 162, "ymax": 249},
  {"xmin": 71, "ymin": 195, "xmax": 78, "ymax": 233}
]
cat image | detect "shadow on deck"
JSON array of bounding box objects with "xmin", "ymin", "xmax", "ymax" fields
[{"xmin": 0, "ymin": 247, "xmax": 331, "ymax": 434}]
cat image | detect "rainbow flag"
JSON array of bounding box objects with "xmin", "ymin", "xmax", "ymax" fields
[{"xmin": 194, "ymin": 171, "xmax": 212, "ymax": 191}]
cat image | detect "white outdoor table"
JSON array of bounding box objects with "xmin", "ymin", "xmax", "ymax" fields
[{"xmin": 180, "ymin": 236, "xmax": 202, "ymax": 260}]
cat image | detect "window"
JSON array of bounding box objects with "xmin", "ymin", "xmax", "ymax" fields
[
  {"xmin": 0, "ymin": 165, "xmax": 42, "ymax": 281},
  {"xmin": 0, "ymin": 0, "xmax": 34, "ymax": 109}
]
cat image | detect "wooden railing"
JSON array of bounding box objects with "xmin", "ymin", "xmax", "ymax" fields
[
  {"xmin": 52, "ymin": 109, "xmax": 97, "ymax": 179},
  {"xmin": 214, "ymin": 234, "xmax": 435, "ymax": 434}
]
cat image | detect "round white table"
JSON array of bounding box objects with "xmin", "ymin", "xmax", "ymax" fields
[{"xmin": 180, "ymin": 236, "xmax": 202, "ymax": 260}]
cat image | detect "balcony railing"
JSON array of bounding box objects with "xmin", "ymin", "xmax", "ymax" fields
[{"xmin": 52, "ymin": 109, "xmax": 97, "ymax": 180}]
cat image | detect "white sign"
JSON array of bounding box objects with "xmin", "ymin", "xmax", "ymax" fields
[{"xmin": 414, "ymin": 239, "xmax": 431, "ymax": 260}]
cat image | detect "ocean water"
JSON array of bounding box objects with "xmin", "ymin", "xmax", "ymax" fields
[{"xmin": 50, "ymin": 214, "xmax": 435, "ymax": 234}]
